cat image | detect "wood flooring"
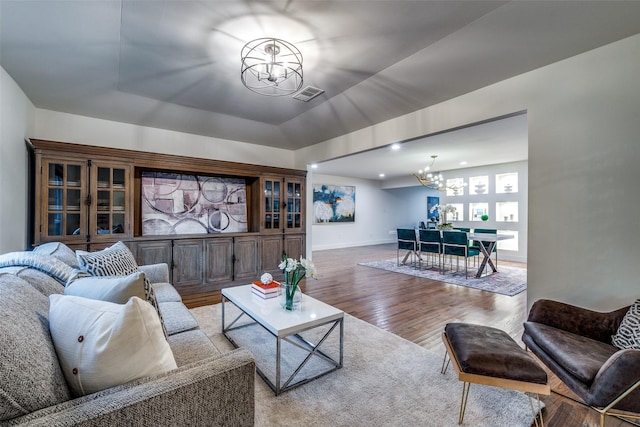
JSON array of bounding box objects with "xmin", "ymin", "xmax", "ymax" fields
[{"xmin": 183, "ymin": 243, "xmax": 631, "ymax": 427}]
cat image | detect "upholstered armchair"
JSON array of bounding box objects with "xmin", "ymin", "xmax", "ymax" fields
[{"xmin": 522, "ymin": 299, "xmax": 640, "ymax": 426}]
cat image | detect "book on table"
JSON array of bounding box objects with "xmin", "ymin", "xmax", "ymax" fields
[{"xmin": 251, "ymin": 280, "xmax": 280, "ymax": 299}]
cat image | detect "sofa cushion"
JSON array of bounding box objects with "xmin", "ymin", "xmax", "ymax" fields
[
  {"xmin": 64, "ymin": 271, "xmax": 146, "ymax": 304},
  {"xmin": 159, "ymin": 301, "xmax": 199, "ymax": 335},
  {"xmin": 33, "ymin": 241, "xmax": 80, "ymax": 269},
  {"xmin": 0, "ymin": 267, "xmax": 65, "ymax": 296},
  {"xmin": 523, "ymin": 322, "xmax": 618, "ymax": 384},
  {"xmin": 0, "ymin": 275, "xmax": 71, "ymax": 421},
  {"xmin": 152, "ymin": 282, "xmax": 183, "ymax": 303},
  {"xmin": 167, "ymin": 329, "xmax": 220, "ymax": 366},
  {"xmin": 49, "ymin": 294, "xmax": 177, "ymax": 396},
  {"xmin": 612, "ymin": 299, "xmax": 640, "ymax": 350}
]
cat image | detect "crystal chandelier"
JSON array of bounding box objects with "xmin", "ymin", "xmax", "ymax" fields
[
  {"xmin": 414, "ymin": 155, "xmax": 467, "ymax": 192},
  {"xmin": 240, "ymin": 37, "xmax": 303, "ymax": 96}
]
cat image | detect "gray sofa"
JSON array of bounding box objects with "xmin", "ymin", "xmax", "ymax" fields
[{"xmin": 0, "ymin": 249, "xmax": 255, "ymax": 426}]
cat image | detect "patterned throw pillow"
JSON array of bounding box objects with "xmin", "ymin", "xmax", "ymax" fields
[
  {"xmin": 76, "ymin": 242, "xmax": 138, "ymax": 277},
  {"xmin": 612, "ymin": 299, "xmax": 640, "ymax": 350},
  {"xmin": 76, "ymin": 242, "xmax": 166, "ymax": 336}
]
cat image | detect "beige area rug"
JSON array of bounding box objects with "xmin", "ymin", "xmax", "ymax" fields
[{"xmin": 191, "ymin": 304, "xmax": 542, "ymax": 427}]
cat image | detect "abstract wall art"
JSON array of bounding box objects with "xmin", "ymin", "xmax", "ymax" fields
[
  {"xmin": 141, "ymin": 172, "xmax": 247, "ymax": 235},
  {"xmin": 312, "ymin": 184, "xmax": 355, "ymax": 223}
]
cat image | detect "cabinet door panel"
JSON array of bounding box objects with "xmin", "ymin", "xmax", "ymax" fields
[
  {"xmin": 204, "ymin": 238, "xmax": 233, "ymax": 283},
  {"xmin": 284, "ymin": 234, "xmax": 305, "ymax": 260},
  {"xmin": 260, "ymin": 235, "xmax": 283, "ymax": 277},
  {"xmin": 131, "ymin": 240, "xmax": 172, "ymax": 269},
  {"xmin": 173, "ymin": 239, "xmax": 203, "ymax": 287},
  {"xmin": 234, "ymin": 236, "xmax": 259, "ymax": 280}
]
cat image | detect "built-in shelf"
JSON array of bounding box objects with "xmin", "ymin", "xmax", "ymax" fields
[
  {"xmin": 469, "ymin": 175, "xmax": 489, "ymax": 195},
  {"xmin": 497, "ymin": 230, "xmax": 518, "ymax": 251},
  {"xmin": 446, "ymin": 178, "xmax": 466, "ymax": 196},
  {"xmin": 469, "ymin": 202, "xmax": 488, "ymax": 221},
  {"xmin": 496, "ymin": 201, "xmax": 518, "ymax": 222},
  {"xmin": 496, "ymin": 173, "xmax": 518, "ymax": 194}
]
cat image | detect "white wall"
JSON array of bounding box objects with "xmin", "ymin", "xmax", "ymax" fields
[
  {"xmin": 310, "ymin": 162, "xmax": 527, "ymax": 263},
  {"xmin": 34, "ymin": 109, "xmax": 295, "ymax": 169},
  {"xmin": 308, "ymin": 173, "xmax": 403, "ymax": 251},
  {"xmin": 0, "ymin": 67, "xmax": 35, "ymax": 252},
  {"xmin": 297, "ymin": 34, "xmax": 640, "ymax": 311}
]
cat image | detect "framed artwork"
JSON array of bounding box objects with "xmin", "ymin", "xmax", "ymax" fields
[
  {"xmin": 140, "ymin": 172, "xmax": 247, "ymax": 235},
  {"xmin": 312, "ymin": 184, "xmax": 355, "ymax": 223},
  {"xmin": 427, "ymin": 196, "xmax": 440, "ymax": 220}
]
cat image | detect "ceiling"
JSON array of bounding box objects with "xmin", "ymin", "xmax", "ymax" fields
[
  {"xmin": 2, "ymin": 1, "xmax": 640, "ymax": 153},
  {"xmin": 313, "ymin": 113, "xmax": 528, "ymax": 182}
]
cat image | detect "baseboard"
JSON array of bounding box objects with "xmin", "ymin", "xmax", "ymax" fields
[{"xmin": 312, "ymin": 239, "xmax": 395, "ymax": 251}]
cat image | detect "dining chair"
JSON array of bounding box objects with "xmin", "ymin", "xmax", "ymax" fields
[
  {"xmin": 397, "ymin": 228, "xmax": 418, "ymax": 267},
  {"xmin": 472, "ymin": 228, "xmax": 498, "ymax": 271},
  {"xmin": 453, "ymin": 227, "xmax": 477, "ymax": 267},
  {"xmin": 442, "ymin": 230, "xmax": 479, "ymax": 279},
  {"xmin": 418, "ymin": 229, "xmax": 442, "ymax": 271}
]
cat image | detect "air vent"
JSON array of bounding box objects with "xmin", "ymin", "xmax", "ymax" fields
[{"xmin": 293, "ymin": 86, "xmax": 325, "ymax": 102}]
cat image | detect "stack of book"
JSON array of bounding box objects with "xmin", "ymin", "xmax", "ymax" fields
[{"xmin": 251, "ymin": 280, "xmax": 280, "ymax": 299}]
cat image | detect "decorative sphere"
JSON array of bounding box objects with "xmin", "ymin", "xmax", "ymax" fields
[{"xmin": 260, "ymin": 273, "xmax": 273, "ymax": 285}]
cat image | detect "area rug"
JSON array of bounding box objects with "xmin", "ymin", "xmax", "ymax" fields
[
  {"xmin": 358, "ymin": 258, "xmax": 527, "ymax": 296},
  {"xmin": 191, "ymin": 304, "xmax": 542, "ymax": 426}
]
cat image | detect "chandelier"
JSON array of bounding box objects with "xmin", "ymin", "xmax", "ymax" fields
[
  {"xmin": 414, "ymin": 155, "xmax": 467, "ymax": 192},
  {"xmin": 240, "ymin": 37, "xmax": 303, "ymax": 96}
]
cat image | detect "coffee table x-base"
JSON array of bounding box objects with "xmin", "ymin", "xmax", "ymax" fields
[{"xmin": 222, "ymin": 285, "xmax": 344, "ymax": 395}]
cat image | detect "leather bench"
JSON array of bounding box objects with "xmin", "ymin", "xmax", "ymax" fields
[{"xmin": 441, "ymin": 322, "xmax": 550, "ymax": 425}]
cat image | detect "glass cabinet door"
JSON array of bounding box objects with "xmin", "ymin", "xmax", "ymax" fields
[
  {"xmin": 91, "ymin": 163, "xmax": 130, "ymax": 238},
  {"xmin": 43, "ymin": 160, "xmax": 86, "ymax": 240},
  {"xmin": 263, "ymin": 178, "xmax": 281, "ymax": 230},
  {"xmin": 286, "ymin": 180, "xmax": 303, "ymax": 230}
]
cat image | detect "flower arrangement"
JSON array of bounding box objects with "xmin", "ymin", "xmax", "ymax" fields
[
  {"xmin": 429, "ymin": 204, "xmax": 457, "ymax": 228},
  {"xmin": 278, "ymin": 254, "xmax": 317, "ymax": 310}
]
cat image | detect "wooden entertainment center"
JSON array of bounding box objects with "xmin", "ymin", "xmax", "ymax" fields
[{"xmin": 29, "ymin": 139, "xmax": 306, "ymax": 297}]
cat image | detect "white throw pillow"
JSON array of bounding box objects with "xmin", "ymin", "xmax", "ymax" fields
[
  {"xmin": 612, "ymin": 299, "xmax": 640, "ymax": 350},
  {"xmin": 64, "ymin": 271, "xmax": 146, "ymax": 304},
  {"xmin": 75, "ymin": 242, "xmax": 165, "ymax": 335},
  {"xmin": 49, "ymin": 294, "xmax": 177, "ymax": 396}
]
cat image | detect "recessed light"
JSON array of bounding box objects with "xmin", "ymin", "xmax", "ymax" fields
[
  {"xmin": 310, "ymin": 163, "xmax": 318, "ymax": 169},
  {"xmin": 391, "ymin": 143, "xmax": 401, "ymax": 151},
  {"xmin": 379, "ymin": 173, "xmax": 385, "ymax": 178},
  {"xmin": 460, "ymin": 161, "xmax": 468, "ymax": 166}
]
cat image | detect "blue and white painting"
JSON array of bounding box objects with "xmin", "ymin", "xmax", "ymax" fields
[
  {"xmin": 313, "ymin": 184, "xmax": 355, "ymax": 223},
  {"xmin": 427, "ymin": 196, "xmax": 440, "ymax": 220}
]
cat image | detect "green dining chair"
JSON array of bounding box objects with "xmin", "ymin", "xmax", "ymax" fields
[
  {"xmin": 397, "ymin": 228, "xmax": 418, "ymax": 267},
  {"xmin": 442, "ymin": 230, "xmax": 479, "ymax": 279},
  {"xmin": 418, "ymin": 229, "xmax": 442, "ymax": 271}
]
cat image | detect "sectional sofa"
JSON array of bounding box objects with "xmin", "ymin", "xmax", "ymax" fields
[{"xmin": 0, "ymin": 242, "xmax": 255, "ymax": 426}]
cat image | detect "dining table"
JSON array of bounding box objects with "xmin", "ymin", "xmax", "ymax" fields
[{"xmin": 468, "ymin": 232, "xmax": 514, "ymax": 279}]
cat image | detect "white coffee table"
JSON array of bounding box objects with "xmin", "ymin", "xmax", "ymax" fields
[{"xmin": 221, "ymin": 284, "xmax": 344, "ymax": 395}]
